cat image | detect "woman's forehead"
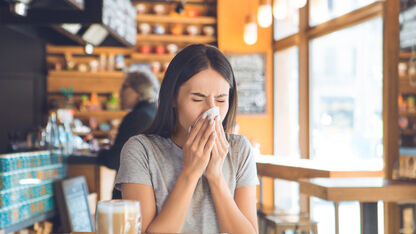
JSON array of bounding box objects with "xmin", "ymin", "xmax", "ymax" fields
[{"xmin": 181, "ymin": 69, "xmax": 230, "ymax": 93}]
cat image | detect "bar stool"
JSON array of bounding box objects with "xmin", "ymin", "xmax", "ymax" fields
[{"xmin": 264, "ymin": 214, "xmax": 318, "ymax": 234}]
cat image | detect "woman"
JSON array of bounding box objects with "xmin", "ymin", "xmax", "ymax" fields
[{"xmin": 115, "ymin": 44, "xmax": 259, "ymax": 234}]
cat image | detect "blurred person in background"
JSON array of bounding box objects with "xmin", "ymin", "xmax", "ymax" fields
[{"xmin": 97, "ymin": 70, "xmax": 159, "ymax": 199}]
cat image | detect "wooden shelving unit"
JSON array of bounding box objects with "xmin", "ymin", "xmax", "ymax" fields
[
  {"xmin": 47, "ymin": 71, "xmax": 124, "ymax": 93},
  {"xmin": 45, "ymin": 0, "xmax": 217, "ymax": 126},
  {"xmin": 136, "ymin": 34, "xmax": 216, "ymax": 44},
  {"xmin": 74, "ymin": 110, "xmax": 128, "ymax": 123},
  {"xmin": 131, "ymin": 53, "xmax": 175, "ymax": 62},
  {"xmin": 137, "ymin": 14, "xmax": 216, "ymax": 24}
]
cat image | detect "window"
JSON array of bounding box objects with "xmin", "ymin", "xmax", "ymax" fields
[
  {"xmin": 309, "ymin": 17, "xmax": 383, "ymax": 161},
  {"xmin": 273, "ymin": 0, "xmax": 299, "ymax": 40},
  {"xmin": 274, "ymin": 47, "xmax": 300, "ymax": 157},
  {"xmin": 274, "ymin": 47, "xmax": 300, "ymax": 213},
  {"xmin": 310, "ymin": 0, "xmax": 378, "ymax": 26}
]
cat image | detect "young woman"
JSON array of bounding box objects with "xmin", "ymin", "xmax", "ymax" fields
[{"xmin": 115, "ymin": 44, "xmax": 259, "ymax": 234}]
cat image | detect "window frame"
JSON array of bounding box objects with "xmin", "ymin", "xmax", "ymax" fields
[{"xmin": 272, "ymin": 0, "xmax": 399, "ymax": 232}]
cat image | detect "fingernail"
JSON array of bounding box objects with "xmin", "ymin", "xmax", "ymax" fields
[
  {"xmin": 202, "ymin": 113, "xmax": 207, "ymax": 119},
  {"xmin": 210, "ymin": 119, "xmax": 215, "ymax": 125},
  {"xmin": 188, "ymin": 126, "xmax": 191, "ymax": 133}
]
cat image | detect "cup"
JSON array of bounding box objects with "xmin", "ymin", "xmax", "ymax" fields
[{"xmin": 96, "ymin": 200, "xmax": 141, "ymax": 234}]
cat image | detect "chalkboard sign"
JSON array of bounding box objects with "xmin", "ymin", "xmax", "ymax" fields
[
  {"xmin": 54, "ymin": 176, "xmax": 94, "ymax": 233},
  {"xmin": 400, "ymin": 5, "xmax": 416, "ymax": 50},
  {"xmin": 227, "ymin": 53, "xmax": 266, "ymax": 114}
]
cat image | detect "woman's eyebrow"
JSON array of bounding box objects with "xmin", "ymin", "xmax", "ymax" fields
[{"xmin": 191, "ymin": 92, "xmax": 228, "ymax": 98}]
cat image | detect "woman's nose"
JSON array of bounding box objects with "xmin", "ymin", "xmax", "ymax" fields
[{"xmin": 207, "ymin": 98, "xmax": 216, "ymax": 108}]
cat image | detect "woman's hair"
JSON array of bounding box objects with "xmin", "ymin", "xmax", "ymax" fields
[
  {"xmin": 145, "ymin": 44, "xmax": 238, "ymax": 138},
  {"xmin": 123, "ymin": 70, "xmax": 160, "ymax": 103}
]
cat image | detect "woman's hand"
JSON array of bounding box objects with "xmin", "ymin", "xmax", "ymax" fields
[
  {"xmin": 206, "ymin": 116, "xmax": 229, "ymax": 182},
  {"xmin": 181, "ymin": 116, "xmax": 216, "ymax": 180}
]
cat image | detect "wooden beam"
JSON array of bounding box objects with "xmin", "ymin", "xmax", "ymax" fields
[
  {"xmin": 307, "ymin": 1, "xmax": 383, "ymax": 39},
  {"xmin": 298, "ymin": 1, "xmax": 311, "ymax": 216},
  {"xmin": 273, "ymin": 34, "xmax": 300, "ymax": 52},
  {"xmin": 382, "ymin": 0, "xmax": 400, "ymax": 232}
]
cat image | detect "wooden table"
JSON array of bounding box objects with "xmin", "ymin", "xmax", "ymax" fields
[
  {"xmin": 256, "ymin": 155, "xmax": 383, "ymax": 181},
  {"xmin": 299, "ymin": 177, "xmax": 416, "ymax": 234}
]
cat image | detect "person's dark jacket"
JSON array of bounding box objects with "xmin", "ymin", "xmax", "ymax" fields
[{"xmin": 97, "ymin": 100, "xmax": 157, "ymax": 198}]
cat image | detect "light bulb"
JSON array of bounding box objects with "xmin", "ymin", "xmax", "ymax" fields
[
  {"xmin": 257, "ymin": 4, "xmax": 273, "ymax": 28},
  {"xmin": 273, "ymin": 0, "xmax": 287, "ymax": 20},
  {"xmin": 294, "ymin": 0, "xmax": 307, "ymax": 9},
  {"xmin": 244, "ymin": 16, "xmax": 257, "ymax": 45}
]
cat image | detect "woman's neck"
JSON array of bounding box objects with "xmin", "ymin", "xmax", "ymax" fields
[{"xmin": 170, "ymin": 128, "xmax": 187, "ymax": 149}]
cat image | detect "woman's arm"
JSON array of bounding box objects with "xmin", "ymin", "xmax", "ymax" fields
[
  {"xmin": 208, "ymin": 178, "xmax": 258, "ymax": 234},
  {"xmin": 122, "ymin": 172, "xmax": 199, "ymax": 233},
  {"xmin": 122, "ymin": 116, "xmax": 217, "ymax": 233}
]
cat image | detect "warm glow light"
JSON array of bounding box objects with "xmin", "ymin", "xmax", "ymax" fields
[
  {"xmin": 257, "ymin": 4, "xmax": 272, "ymax": 28},
  {"xmin": 294, "ymin": 0, "xmax": 307, "ymax": 8},
  {"xmin": 273, "ymin": 0, "xmax": 287, "ymax": 20},
  {"xmin": 244, "ymin": 16, "xmax": 257, "ymax": 45}
]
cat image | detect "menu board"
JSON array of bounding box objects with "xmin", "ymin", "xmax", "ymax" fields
[
  {"xmin": 227, "ymin": 53, "xmax": 266, "ymax": 114},
  {"xmin": 400, "ymin": 5, "xmax": 416, "ymax": 50},
  {"xmin": 54, "ymin": 176, "xmax": 94, "ymax": 232}
]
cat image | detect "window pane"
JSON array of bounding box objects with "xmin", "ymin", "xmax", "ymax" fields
[
  {"xmin": 274, "ymin": 47, "xmax": 299, "ymax": 157},
  {"xmin": 274, "ymin": 0, "xmax": 299, "ymax": 40},
  {"xmin": 274, "ymin": 46, "xmax": 300, "ymax": 215},
  {"xmin": 309, "ymin": 17, "xmax": 383, "ymax": 161},
  {"xmin": 310, "ymin": 0, "xmax": 377, "ymax": 26}
]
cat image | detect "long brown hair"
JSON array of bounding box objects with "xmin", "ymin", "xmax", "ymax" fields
[{"xmin": 145, "ymin": 44, "xmax": 238, "ymax": 138}]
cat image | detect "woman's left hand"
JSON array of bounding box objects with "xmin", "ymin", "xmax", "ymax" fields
[{"xmin": 206, "ymin": 116, "xmax": 229, "ymax": 182}]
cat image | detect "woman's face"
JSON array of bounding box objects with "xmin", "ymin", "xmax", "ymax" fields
[
  {"xmin": 120, "ymin": 84, "xmax": 140, "ymax": 110},
  {"xmin": 174, "ymin": 68, "xmax": 230, "ymax": 135}
]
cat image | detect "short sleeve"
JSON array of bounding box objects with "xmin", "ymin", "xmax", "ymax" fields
[
  {"xmin": 114, "ymin": 135, "xmax": 153, "ymax": 191},
  {"xmin": 233, "ymin": 135, "xmax": 260, "ymax": 189}
]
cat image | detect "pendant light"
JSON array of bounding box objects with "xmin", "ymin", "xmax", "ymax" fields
[
  {"xmin": 294, "ymin": 0, "xmax": 307, "ymax": 9},
  {"xmin": 244, "ymin": 15, "xmax": 257, "ymax": 45},
  {"xmin": 257, "ymin": 0, "xmax": 272, "ymax": 28},
  {"xmin": 273, "ymin": 0, "xmax": 287, "ymax": 20}
]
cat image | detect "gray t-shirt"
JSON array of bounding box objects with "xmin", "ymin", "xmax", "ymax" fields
[{"xmin": 115, "ymin": 133, "xmax": 259, "ymax": 234}]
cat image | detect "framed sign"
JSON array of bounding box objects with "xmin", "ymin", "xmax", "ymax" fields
[
  {"xmin": 227, "ymin": 53, "xmax": 267, "ymax": 114},
  {"xmin": 54, "ymin": 176, "xmax": 94, "ymax": 233}
]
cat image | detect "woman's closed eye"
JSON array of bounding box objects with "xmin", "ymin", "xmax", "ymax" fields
[{"xmin": 191, "ymin": 98, "xmax": 226, "ymax": 103}]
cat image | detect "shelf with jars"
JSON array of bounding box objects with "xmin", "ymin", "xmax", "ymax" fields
[{"xmin": 133, "ymin": 0, "xmax": 217, "ymax": 77}]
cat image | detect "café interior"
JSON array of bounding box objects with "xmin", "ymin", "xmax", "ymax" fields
[{"xmin": 0, "ymin": 0, "xmax": 414, "ymax": 233}]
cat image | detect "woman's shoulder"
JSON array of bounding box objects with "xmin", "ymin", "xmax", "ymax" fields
[
  {"xmin": 227, "ymin": 133, "xmax": 251, "ymax": 148},
  {"xmin": 126, "ymin": 134, "xmax": 168, "ymax": 147}
]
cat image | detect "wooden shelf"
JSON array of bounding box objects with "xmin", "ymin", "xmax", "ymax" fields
[
  {"xmin": 47, "ymin": 71, "xmax": 124, "ymax": 93},
  {"xmin": 137, "ymin": 14, "xmax": 216, "ymax": 24},
  {"xmin": 130, "ymin": 53, "xmax": 175, "ymax": 62},
  {"xmin": 400, "ymin": 51, "xmax": 412, "ymax": 60},
  {"xmin": 399, "ymin": 79, "xmax": 416, "ymax": 94},
  {"xmin": 137, "ymin": 34, "xmax": 216, "ymax": 44},
  {"xmin": 74, "ymin": 110, "xmax": 128, "ymax": 122},
  {"xmin": 46, "ymin": 45, "xmax": 133, "ymax": 55},
  {"xmin": 401, "ymin": 129, "xmax": 416, "ymax": 135},
  {"xmin": 399, "ymin": 111, "xmax": 416, "ymax": 117}
]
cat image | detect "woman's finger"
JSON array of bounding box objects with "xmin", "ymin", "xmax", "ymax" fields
[
  {"xmin": 197, "ymin": 118, "xmax": 216, "ymax": 148},
  {"xmin": 187, "ymin": 115, "xmax": 207, "ymax": 145},
  {"xmin": 215, "ymin": 117, "xmax": 228, "ymax": 149},
  {"xmin": 203, "ymin": 131, "xmax": 216, "ymax": 155}
]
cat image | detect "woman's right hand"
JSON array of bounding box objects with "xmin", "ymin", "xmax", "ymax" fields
[{"xmin": 181, "ymin": 116, "xmax": 217, "ymax": 180}]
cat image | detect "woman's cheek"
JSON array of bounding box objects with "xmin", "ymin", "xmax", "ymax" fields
[{"xmin": 219, "ymin": 103, "xmax": 229, "ymax": 122}]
